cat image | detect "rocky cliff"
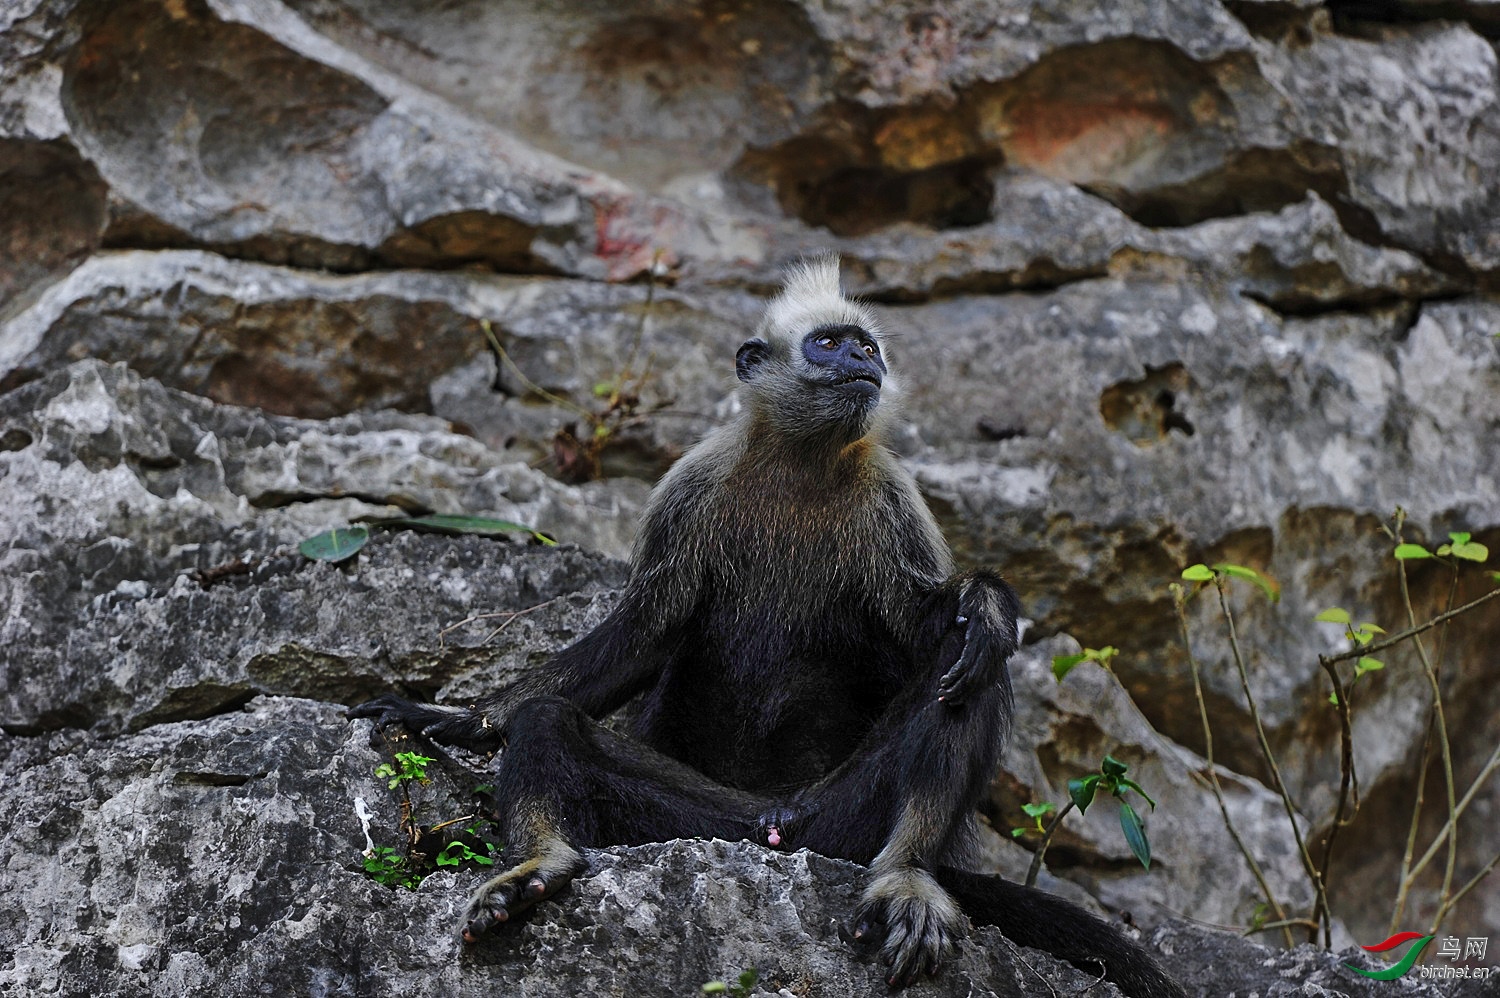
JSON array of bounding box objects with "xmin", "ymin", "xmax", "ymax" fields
[{"xmin": 2, "ymin": 1, "xmax": 1498, "ymax": 995}]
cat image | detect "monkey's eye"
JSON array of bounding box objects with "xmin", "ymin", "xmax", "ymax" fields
[
  {"xmin": 861, "ymin": 342, "xmax": 878, "ymax": 357},
  {"xmin": 816, "ymin": 336, "xmax": 838, "ymax": 350}
]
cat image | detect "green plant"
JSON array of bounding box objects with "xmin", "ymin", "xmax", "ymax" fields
[
  {"xmin": 362, "ymin": 845, "xmax": 424, "ymax": 889},
  {"xmin": 1010, "ymin": 801, "xmax": 1057, "ymax": 839},
  {"xmin": 1173, "ymin": 514, "xmax": 1500, "ymax": 948},
  {"xmin": 1020, "ymin": 756, "xmax": 1157, "ymax": 888},
  {"xmin": 360, "ymin": 745, "xmax": 504, "ymax": 890},
  {"xmin": 374, "ymin": 751, "xmax": 435, "ymax": 790},
  {"xmin": 1050, "ymin": 644, "xmax": 1117, "ymax": 681},
  {"xmin": 702, "ymin": 968, "xmax": 758, "ymax": 996}
]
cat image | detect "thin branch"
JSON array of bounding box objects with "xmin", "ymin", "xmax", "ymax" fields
[
  {"xmin": 1322, "ymin": 586, "xmax": 1500, "ymax": 665},
  {"xmin": 481, "ymin": 319, "xmax": 595, "ymax": 422},
  {"xmin": 1174, "ymin": 593, "xmax": 1293, "ymax": 947},
  {"xmin": 1430, "ymin": 849, "xmax": 1500, "ymax": 931},
  {"xmin": 1025, "ymin": 800, "xmax": 1076, "ymax": 889},
  {"xmin": 1395, "ymin": 561, "xmax": 1460, "ymax": 931},
  {"xmin": 1408, "ymin": 740, "xmax": 1500, "ymax": 883},
  {"xmin": 1314, "ymin": 651, "xmax": 1358, "ymax": 942},
  {"xmin": 1215, "ymin": 579, "xmax": 1327, "ymax": 944},
  {"xmin": 437, "ymin": 597, "xmax": 564, "ymax": 648}
]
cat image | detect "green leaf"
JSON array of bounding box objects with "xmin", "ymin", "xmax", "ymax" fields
[
  {"xmin": 1328, "ymin": 691, "xmax": 1340, "ymax": 706},
  {"xmin": 1451, "ymin": 540, "xmax": 1489, "ymax": 563},
  {"xmin": 1213, "ymin": 563, "xmax": 1281, "ymax": 603},
  {"xmin": 1068, "ymin": 775, "xmax": 1101, "ymax": 814},
  {"xmin": 1449, "ymin": 532, "xmax": 1472, "ymax": 546},
  {"xmin": 1356, "ymin": 656, "xmax": 1384, "ymax": 677},
  {"xmin": 1118, "ymin": 778, "xmax": 1158, "ymax": 810},
  {"xmin": 738, "ymin": 970, "xmax": 759, "ymax": 990},
  {"xmin": 1101, "ymin": 755, "xmax": 1128, "ymax": 778},
  {"xmin": 702, "ymin": 983, "xmax": 728, "ymax": 994},
  {"xmin": 1051, "ymin": 653, "xmax": 1087, "ymax": 681},
  {"xmin": 300, "ymin": 525, "xmax": 370, "ymax": 563},
  {"xmin": 1394, "ymin": 543, "xmax": 1432, "ymax": 561},
  {"xmin": 1022, "ymin": 802, "xmax": 1056, "ymax": 818},
  {"xmin": 379, "ymin": 514, "xmax": 557, "ymax": 546},
  {"xmin": 1181, "ymin": 564, "xmax": 1215, "ymax": 581},
  {"xmin": 1010, "ymin": 827, "xmax": 1026, "ymax": 838},
  {"xmin": 1314, "ymin": 607, "xmax": 1351, "ymax": 624},
  {"xmin": 1119, "ymin": 800, "xmax": 1151, "ymax": 870},
  {"xmin": 593, "ymin": 381, "xmax": 615, "ymax": 398}
]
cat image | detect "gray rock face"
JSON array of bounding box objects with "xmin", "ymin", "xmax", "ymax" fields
[{"xmin": 3, "ymin": 0, "xmax": 1500, "ymax": 994}]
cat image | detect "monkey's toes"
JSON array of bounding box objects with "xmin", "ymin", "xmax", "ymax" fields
[
  {"xmin": 460, "ymin": 871, "xmax": 563, "ymax": 943},
  {"xmin": 854, "ymin": 894, "xmax": 961, "ymax": 989}
]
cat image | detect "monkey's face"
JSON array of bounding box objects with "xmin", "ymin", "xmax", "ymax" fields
[{"xmin": 735, "ymin": 323, "xmax": 890, "ymax": 438}]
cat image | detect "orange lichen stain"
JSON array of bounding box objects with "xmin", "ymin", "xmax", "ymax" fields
[
  {"xmin": 873, "ymin": 110, "xmax": 976, "ymax": 173},
  {"xmin": 990, "ymin": 100, "xmax": 1177, "ymax": 184}
]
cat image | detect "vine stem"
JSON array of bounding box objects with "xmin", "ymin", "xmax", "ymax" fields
[
  {"xmin": 1313, "ymin": 650, "xmax": 1357, "ymax": 945},
  {"xmin": 1323, "ymin": 586, "xmax": 1500, "ymax": 665},
  {"xmin": 1024, "ymin": 800, "xmax": 1075, "ymax": 889},
  {"xmin": 1175, "ymin": 592, "xmax": 1293, "ymax": 947},
  {"xmin": 1392, "ymin": 561, "xmax": 1460, "ymax": 935},
  {"xmin": 1214, "ymin": 578, "xmax": 1328, "ymax": 944}
]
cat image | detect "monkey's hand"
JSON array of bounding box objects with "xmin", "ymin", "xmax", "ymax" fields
[
  {"xmin": 935, "ymin": 575, "xmax": 1020, "ymax": 707},
  {"xmin": 756, "ymin": 805, "xmax": 803, "ymax": 850},
  {"xmin": 347, "ymin": 693, "xmax": 502, "ymax": 752},
  {"xmin": 853, "ymin": 868, "xmax": 967, "ymax": 988}
]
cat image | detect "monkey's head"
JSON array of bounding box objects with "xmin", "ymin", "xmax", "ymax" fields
[{"xmin": 734, "ymin": 255, "xmax": 897, "ymax": 441}]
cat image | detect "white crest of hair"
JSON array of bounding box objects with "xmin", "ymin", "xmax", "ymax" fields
[{"xmin": 758, "ymin": 254, "xmax": 881, "ymax": 344}]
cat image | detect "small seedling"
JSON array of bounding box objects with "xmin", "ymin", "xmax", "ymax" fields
[
  {"xmin": 1051, "ymin": 644, "xmax": 1118, "ymax": 681},
  {"xmin": 363, "ymin": 845, "xmax": 424, "ymax": 889},
  {"xmin": 375, "ymin": 751, "xmax": 435, "ymax": 790},
  {"xmin": 1011, "ymin": 801, "xmax": 1057, "ymax": 839},
  {"xmin": 1069, "ymin": 755, "xmax": 1157, "ymax": 870}
]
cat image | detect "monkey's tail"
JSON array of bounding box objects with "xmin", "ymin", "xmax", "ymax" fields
[{"xmin": 935, "ymin": 868, "xmax": 1188, "ymax": 998}]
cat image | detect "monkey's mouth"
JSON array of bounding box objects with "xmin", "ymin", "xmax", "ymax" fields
[{"xmin": 836, "ymin": 373, "xmax": 881, "ymax": 389}]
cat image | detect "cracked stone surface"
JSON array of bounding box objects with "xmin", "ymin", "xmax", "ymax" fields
[{"xmin": 3, "ymin": 1, "xmax": 1499, "ymax": 994}]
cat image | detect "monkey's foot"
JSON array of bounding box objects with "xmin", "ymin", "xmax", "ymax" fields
[
  {"xmin": 459, "ymin": 841, "xmax": 585, "ymax": 943},
  {"xmin": 756, "ymin": 805, "xmax": 802, "ymax": 849},
  {"xmin": 853, "ymin": 868, "xmax": 967, "ymax": 988}
]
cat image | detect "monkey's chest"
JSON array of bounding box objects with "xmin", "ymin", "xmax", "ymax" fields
[{"xmin": 635, "ymin": 600, "xmax": 901, "ymax": 792}]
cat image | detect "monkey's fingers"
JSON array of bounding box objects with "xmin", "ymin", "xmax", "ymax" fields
[
  {"xmin": 935, "ymin": 620, "xmax": 984, "ymax": 704},
  {"xmin": 346, "ymin": 692, "xmax": 415, "ymax": 726}
]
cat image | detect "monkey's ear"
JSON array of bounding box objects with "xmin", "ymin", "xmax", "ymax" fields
[{"xmin": 736, "ymin": 338, "xmax": 770, "ymax": 383}]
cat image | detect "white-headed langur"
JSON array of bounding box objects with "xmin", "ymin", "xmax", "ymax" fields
[{"xmin": 351, "ymin": 257, "xmax": 1187, "ymax": 997}]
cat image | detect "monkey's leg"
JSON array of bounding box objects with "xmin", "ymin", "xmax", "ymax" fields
[
  {"xmin": 462, "ymin": 694, "xmax": 766, "ymax": 942},
  {"xmin": 782, "ymin": 618, "xmax": 1014, "ymax": 987}
]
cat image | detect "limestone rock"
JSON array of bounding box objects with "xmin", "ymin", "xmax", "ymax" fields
[{"xmin": 4, "ymin": 0, "xmax": 1500, "ymax": 986}]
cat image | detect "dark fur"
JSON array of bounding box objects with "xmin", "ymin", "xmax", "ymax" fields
[{"xmin": 350, "ymin": 258, "xmax": 1186, "ymax": 996}]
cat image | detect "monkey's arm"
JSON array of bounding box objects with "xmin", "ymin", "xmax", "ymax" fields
[
  {"xmin": 349, "ymin": 497, "xmax": 705, "ymax": 751},
  {"xmin": 346, "ymin": 602, "xmax": 676, "ymax": 750}
]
